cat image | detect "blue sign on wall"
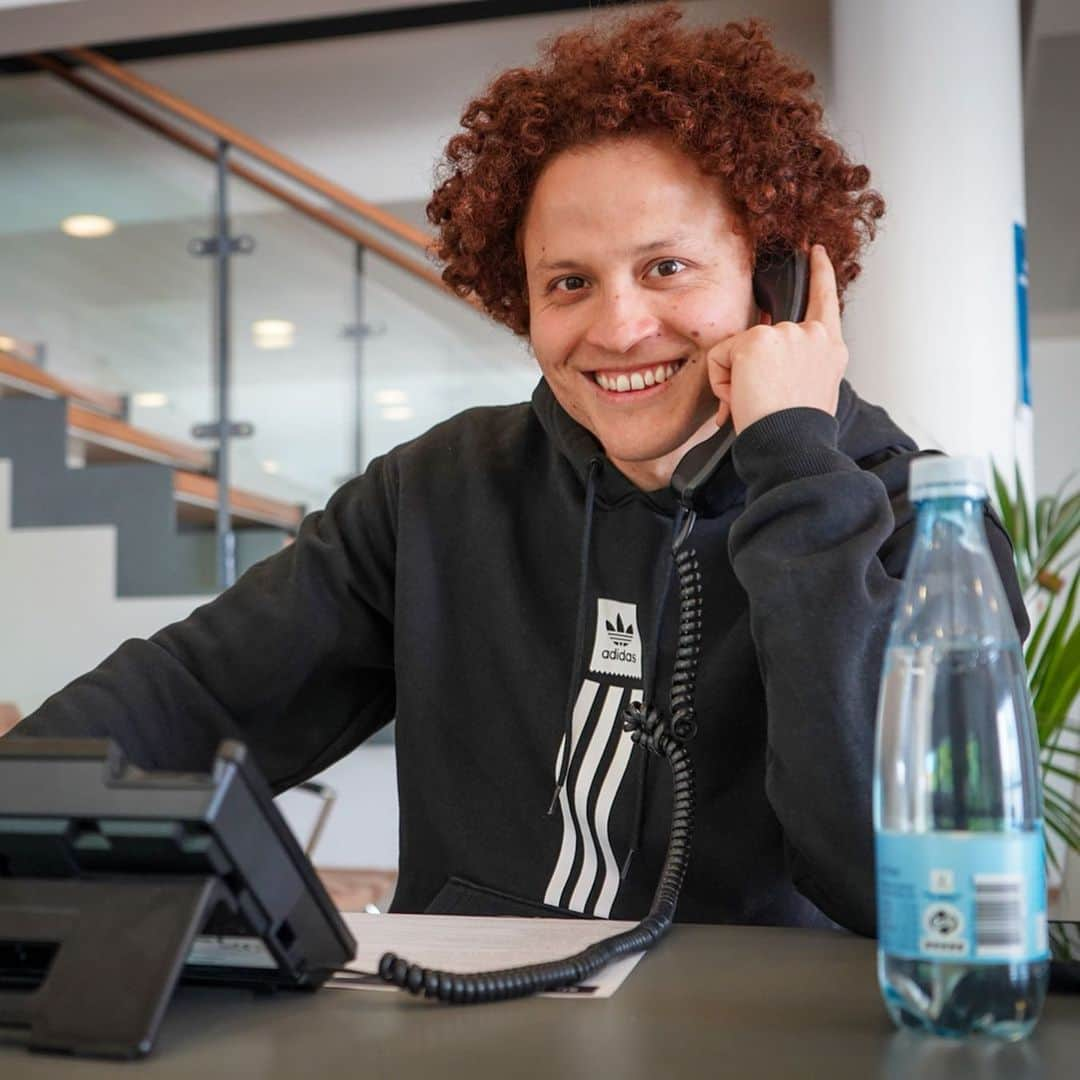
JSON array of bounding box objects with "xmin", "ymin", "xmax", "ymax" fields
[{"xmin": 1015, "ymin": 222, "xmax": 1031, "ymax": 408}]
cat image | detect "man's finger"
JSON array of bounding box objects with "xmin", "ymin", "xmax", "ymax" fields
[{"xmin": 803, "ymin": 244, "xmax": 842, "ymax": 338}]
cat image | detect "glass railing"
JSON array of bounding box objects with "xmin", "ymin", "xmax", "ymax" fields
[
  {"xmin": 0, "ymin": 68, "xmax": 213, "ymax": 448},
  {"xmin": 2, "ymin": 46, "xmax": 537, "ymax": 588}
]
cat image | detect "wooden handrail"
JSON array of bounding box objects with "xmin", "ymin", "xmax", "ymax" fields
[
  {"xmin": 0, "ymin": 348, "xmax": 125, "ymax": 417},
  {"xmin": 173, "ymin": 471, "xmax": 304, "ymax": 532},
  {"xmin": 28, "ymin": 52, "xmax": 464, "ymax": 303},
  {"xmin": 67, "ymin": 404, "xmax": 214, "ymax": 473},
  {"xmin": 64, "ymin": 47, "xmax": 433, "ymax": 255}
]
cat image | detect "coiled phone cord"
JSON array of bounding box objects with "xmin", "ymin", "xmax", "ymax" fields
[{"xmin": 378, "ymin": 533, "xmax": 703, "ymax": 1004}]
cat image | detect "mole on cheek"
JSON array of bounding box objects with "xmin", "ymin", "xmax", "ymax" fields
[{"xmin": 691, "ymin": 330, "xmax": 700, "ymax": 338}]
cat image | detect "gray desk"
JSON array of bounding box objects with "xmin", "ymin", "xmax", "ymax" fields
[{"xmin": 2, "ymin": 925, "xmax": 1077, "ymax": 1077}]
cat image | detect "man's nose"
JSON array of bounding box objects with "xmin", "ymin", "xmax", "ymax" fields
[{"xmin": 583, "ymin": 289, "xmax": 662, "ymax": 355}]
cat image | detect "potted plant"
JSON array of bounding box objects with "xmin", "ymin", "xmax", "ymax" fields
[{"xmin": 993, "ymin": 465, "xmax": 1080, "ymax": 875}]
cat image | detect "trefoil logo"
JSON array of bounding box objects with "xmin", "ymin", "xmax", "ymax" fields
[
  {"xmin": 589, "ymin": 599, "xmax": 642, "ymax": 679},
  {"xmin": 606, "ymin": 613, "xmax": 634, "ymax": 647}
]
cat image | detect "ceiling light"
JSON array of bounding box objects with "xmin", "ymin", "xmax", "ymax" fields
[
  {"xmin": 374, "ymin": 389, "xmax": 408, "ymax": 406},
  {"xmin": 382, "ymin": 405, "xmax": 415, "ymax": 421},
  {"xmin": 261, "ymin": 460, "xmax": 281, "ymax": 475},
  {"xmin": 132, "ymin": 391, "xmax": 169, "ymax": 408},
  {"xmin": 0, "ymin": 336, "xmax": 16, "ymax": 352},
  {"xmin": 61, "ymin": 214, "xmax": 116, "ymax": 238},
  {"xmin": 252, "ymin": 319, "xmax": 295, "ymax": 349}
]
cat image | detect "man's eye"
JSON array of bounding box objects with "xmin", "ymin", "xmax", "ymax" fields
[
  {"xmin": 553, "ymin": 276, "xmax": 588, "ymax": 293},
  {"xmin": 648, "ymin": 259, "xmax": 687, "ymax": 279}
]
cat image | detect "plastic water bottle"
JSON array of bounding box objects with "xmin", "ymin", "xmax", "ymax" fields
[{"xmin": 874, "ymin": 455, "xmax": 1049, "ymax": 1040}]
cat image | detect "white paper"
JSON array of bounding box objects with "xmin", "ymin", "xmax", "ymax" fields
[{"xmin": 328, "ymin": 912, "xmax": 646, "ymax": 999}]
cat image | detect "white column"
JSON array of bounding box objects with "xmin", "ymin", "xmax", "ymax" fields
[{"xmin": 830, "ymin": 0, "xmax": 1032, "ymax": 482}]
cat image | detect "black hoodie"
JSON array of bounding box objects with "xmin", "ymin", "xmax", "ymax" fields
[{"xmin": 18, "ymin": 379, "xmax": 1027, "ymax": 935}]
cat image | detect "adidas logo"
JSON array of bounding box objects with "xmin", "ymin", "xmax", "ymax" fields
[
  {"xmin": 606, "ymin": 614, "xmax": 634, "ymax": 647},
  {"xmin": 589, "ymin": 599, "xmax": 642, "ymax": 679}
]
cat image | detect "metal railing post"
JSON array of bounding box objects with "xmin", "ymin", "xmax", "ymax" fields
[
  {"xmin": 191, "ymin": 141, "xmax": 255, "ymax": 589},
  {"xmin": 212, "ymin": 138, "xmax": 237, "ymax": 589},
  {"xmin": 353, "ymin": 244, "xmax": 365, "ymax": 476}
]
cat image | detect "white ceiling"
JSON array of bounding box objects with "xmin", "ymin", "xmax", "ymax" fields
[{"xmin": 0, "ymin": 0, "xmax": 471, "ymax": 55}]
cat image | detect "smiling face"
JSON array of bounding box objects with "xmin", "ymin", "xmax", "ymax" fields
[{"xmin": 521, "ymin": 134, "xmax": 758, "ymax": 490}]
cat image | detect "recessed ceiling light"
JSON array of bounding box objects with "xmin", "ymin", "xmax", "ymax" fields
[
  {"xmin": 132, "ymin": 391, "xmax": 169, "ymax": 408},
  {"xmin": 374, "ymin": 389, "xmax": 408, "ymax": 406},
  {"xmin": 261, "ymin": 460, "xmax": 281, "ymax": 475},
  {"xmin": 61, "ymin": 214, "xmax": 116, "ymax": 238},
  {"xmin": 382, "ymin": 405, "xmax": 415, "ymax": 421},
  {"xmin": 252, "ymin": 319, "xmax": 295, "ymax": 349}
]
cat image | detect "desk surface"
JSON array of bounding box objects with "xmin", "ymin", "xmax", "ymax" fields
[{"xmin": 2, "ymin": 924, "xmax": 1078, "ymax": 1077}]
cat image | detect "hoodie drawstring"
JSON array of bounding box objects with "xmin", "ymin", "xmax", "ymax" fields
[
  {"xmin": 620, "ymin": 505, "xmax": 686, "ymax": 880},
  {"xmin": 548, "ymin": 457, "xmax": 602, "ymax": 815}
]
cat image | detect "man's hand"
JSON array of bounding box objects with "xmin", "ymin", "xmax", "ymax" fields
[{"xmin": 706, "ymin": 244, "xmax": 848, "ymax": 434}]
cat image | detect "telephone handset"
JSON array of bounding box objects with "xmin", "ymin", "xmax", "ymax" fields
[
  {"xmin": 752, "ymin": 245, "xmax": 811, "ymax": 326},
  {"xmin": 671, "ymin": 247, "xmax": 811, "ymax": 507}
]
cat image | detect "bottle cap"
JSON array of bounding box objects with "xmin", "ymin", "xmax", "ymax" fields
[{"xmin": 908, "ymin": 454, "xmax": 989, "ymax": 503}]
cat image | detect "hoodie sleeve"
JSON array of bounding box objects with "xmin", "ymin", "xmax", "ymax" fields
[
  {"xmin": 13, "ymin": 455, "xmax": 399, "ymax": 794},
  {"xmin": 727, "ymin": 407, "xmax": 1027, "ymax": 938}
]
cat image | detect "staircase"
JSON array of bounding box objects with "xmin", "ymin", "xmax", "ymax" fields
[{"xmin": 0, "ymin": 345, "xmax": 302, "ymax": 596}]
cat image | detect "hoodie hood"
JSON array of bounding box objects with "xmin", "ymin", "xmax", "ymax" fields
[{"xmin": 531, "ymin": 376, "xmax": 919, "ymax": 510}]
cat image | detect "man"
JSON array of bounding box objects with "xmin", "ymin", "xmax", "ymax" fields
[{"xmin": 12, "ymin": 6, "xmax": 1026, "ymax": 936}]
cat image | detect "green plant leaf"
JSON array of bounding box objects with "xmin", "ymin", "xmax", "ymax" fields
[
  {"xmin": 1044, "ymin": 786, "xmax": 1080, "ymax": 829},
  {"xmin": 1039, "ymin": 577, "xmax": 1079, "ymax": 680},
  {"xmin": 1043, "ymin": 784, "xmax": 1080, "ymax": 826},
  {"xmin": 1031, "ymin": 573, "xmax": 1078, "ymax": 705},
  {"xmin": 1036, "ymin": 495, "xmax": 1056, "ymax": 551},
  {"xmin": 1043, "ymin": 797, "xmax": 1080, "ymax": 853},
  {"xmin": 993, "ymin": 464, "xmax": 1015, "ymax": 536},
  {"xmin": 1039, "ymin": 628, "xmax": 1080, "ymax": 738},
  {"xmin": 1042, "ymin": 761, "xmax": 1080, "ymax": 787},
  {"xmin": 1015, "ymin": 464, "xmax": 1034, "ymax": 571},
  {"xmin": 1046, "ymin": 838, "xmax": 1063, "ymax": 874},
  {"xmin": 1040, "ymin": 741, "xmax": 1080, "ymax": 761},
  {"xmin": 1026, "ymin": 599, "xmax": 1055, "ymax": 670},
  {"xmin": 1054, "ymin": 491, "xmax": 1080, "ymax": 530},
  {"xmin": 1034, "ymin": 503, "xmax": 1080, "ymax": 580}
]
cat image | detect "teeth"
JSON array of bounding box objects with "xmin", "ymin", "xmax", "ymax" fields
[{"xmin": 594, "ymin": 359, "xmax": 684, "ymax": 393}]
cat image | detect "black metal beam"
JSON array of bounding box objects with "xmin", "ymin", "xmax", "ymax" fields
[{"xmin": 1, "ymin": 0, "xmax": 637, "ymax": 74}]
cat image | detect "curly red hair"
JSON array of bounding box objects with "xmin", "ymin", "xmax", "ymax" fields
[{"xmin": 427, "ymin": 3, "xmax": 884, "ymax": 335}]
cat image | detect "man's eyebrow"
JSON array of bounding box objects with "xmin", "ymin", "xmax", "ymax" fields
[{"xmin": 534, "ymin": 234, "xmax": 696, "ymax": 272}]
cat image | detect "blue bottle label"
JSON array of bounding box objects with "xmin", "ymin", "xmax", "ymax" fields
[{"xmin": 876, "ymin": 830, "xmax": 1049, "ymax": 963}]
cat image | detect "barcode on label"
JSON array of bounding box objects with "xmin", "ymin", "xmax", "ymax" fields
[{"xmin": 974, "ymin": 874, "xmax": 1025, "ymax": 957}]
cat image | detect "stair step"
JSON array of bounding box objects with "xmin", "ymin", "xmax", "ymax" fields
[
  {"xmin": 1, "ymin": 348, "xmax": 304, "ymax": 535},
  {"xmin": 173, "ymin": 471, "xmax": 304, "ymax": 532},
  {"xmin": 68, "ymin": 404, "xmax": 214, "ymax": 472},
  {"xmin": 0, "ymin": 347, "xmax": 125, "ymax": 417}
]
